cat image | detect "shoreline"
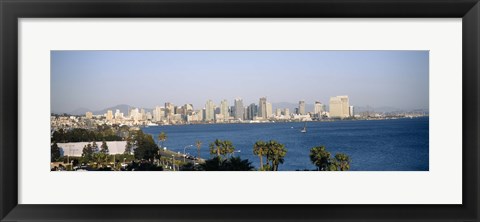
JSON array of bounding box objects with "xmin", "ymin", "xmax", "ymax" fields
[{"xmin": 140, "ymin": 116, "xmax": 429, "ymax": 127}]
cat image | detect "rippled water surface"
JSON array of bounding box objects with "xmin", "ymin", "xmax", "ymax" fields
[{"xmin": 142, "ymin": 117, "xmax": 429, "ymax": 171}]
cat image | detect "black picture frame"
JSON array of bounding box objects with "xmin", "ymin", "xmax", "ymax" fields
[{"xmin": 1, "ymin": 0, "xmax": 479, "ymax": 221}]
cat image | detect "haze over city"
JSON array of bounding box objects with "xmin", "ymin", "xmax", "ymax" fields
[{"xmin": 51, "ymin": 50, "xmax": 429, "ymax": 114}]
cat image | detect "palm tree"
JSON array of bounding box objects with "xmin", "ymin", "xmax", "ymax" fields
[
  {"xmin": 158, "ymin": 132, "xmax": 167, "ymax": 148},
  {"xmin": 221, "ymin": 140, "xmax": 235, "ymax": 157},
  {"xmin": 195, "ymin": 140, "xmax": 202, "ymax": 159},
  {"xmin": 266, "ymin": 140, "xmax": 287, "ymax": 171},
  {"xmin": 209, "ymin": 139, "xmax": 235, "ymax": 160},
  {"xmin": 309, "ymin": 146, "xmax": 331, "ymax": 171},
  {"xmin": 334, "ymin": 153, "xmax": 351, "ymax": 171},
  {"xmin": 253, "ymin": 141, "xmax": 267, "ymax": 170},
  {"xmin": 224, "ymin": 157, "xmax": 255, "ymax": 171},
  {"xmin": 209, "ymin": 139, "xmax": 222, "ymax": 157}
]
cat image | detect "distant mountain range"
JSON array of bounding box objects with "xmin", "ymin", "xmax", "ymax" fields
[
  {"xmin": 62, "ymin": 103, "xmax": 428, "ymax": 116},
  {"xmin": 66, "ymin": 104, "xmax": 152, "ymax": 116}
]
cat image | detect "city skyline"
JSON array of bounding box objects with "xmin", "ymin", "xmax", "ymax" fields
[{"xmin": 51, "ymin": 50, "xmax": 429, "ymax": 114}]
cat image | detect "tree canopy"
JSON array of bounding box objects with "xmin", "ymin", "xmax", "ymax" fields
[
  {"xmin": 309, "ymin": 146, "xmax": 351, "ymax": 171},
  {"xmin": 51, "ymin": 142, "xmax": 61, "ymax": 162},
  {"xmin": 253, "ymin": 140, "xmax": 287, "ymax": 171},
  {"xmin": 209, "ymin": 139, "xmax": 235, "ymax": 159},
  {"xmin": 133, "ymin": 130, "xmax": 160, "ymax": 161}
]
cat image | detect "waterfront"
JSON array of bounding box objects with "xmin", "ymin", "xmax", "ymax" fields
[{"xmin": 142, "ymin": 117, "xmax": 429, "ymax": 171}]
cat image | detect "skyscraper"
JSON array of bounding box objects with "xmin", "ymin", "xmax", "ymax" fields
[
  {"xmin": 153, "ymin": 106, "xmax": 163, "ymax": 122},
  {"xmin": 106, "ymin": 110, "xmax": 113, "ymax": 121},
  {"xmin": 130, "ymin": 108, "xmax": 140, "ymax": 121},
  {"xmin": 266, "ymin": 102, "xmax": 272, "ymax": 118},
  {"xmin": 114, "ymin": 109, "xmax": 123, "ymax": 119},
  {"xmin": 234, "ymin": 98, "xmax": 244, "ymax": 120},
  {"xmin": 165, "ymin": 102, "xmax": 174, "ymax": 118},
  {"xmin": 205, "ymin": 100, "xmax": 215, "ymax": 122},
  {"xmin": 247, "ymin": 103, "xmax": 257, "ymax": 120},
  {"xmin": 329, "ymin": 95, "xmax": 350, "ymax": 118},
  {"xmin": 275, "ymin": 108, "xmax": 282, "ymax": 117},
  {"xmin": 258, "ymin": 97, "xmax": 267, "ymax": 119},
  {"xmin": 220, "ymin": 99, "xmax": 229, "ymax": 120},
  {"xmin": 314, "ymin": 101, "xmax": 324, "ymax": 117},
  {"xmin": 349, "ymin": 106, "xmax": 354, "ymax": 117},
  {"xmin": 298, "ymin": 100, "xmax": 306, "ymax": 115}
]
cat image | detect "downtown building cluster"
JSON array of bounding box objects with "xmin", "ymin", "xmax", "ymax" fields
[{"xmin": 81, "ymin": 95, "xmax": 355, "ymax": 126}]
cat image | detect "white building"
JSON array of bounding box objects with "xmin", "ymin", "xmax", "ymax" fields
[
  {"xmin": 205, "ymin": 100, "xmax": 215, "ymax": 122},
  {"xmin": 329, "ymin": 95, "xmax": 350, "ymax": 118},
  {"xmin": 314, "ymin": 101, "xmax": 324, "ymax": 118},
  {"xmin": 266, "ymin": 102, "xmax": 273, "ymax": 118},
  {"xmin": 57, "ymin": 141, "xmax": 129, "ymax": 157},
  {"xmin": 220, "ymin": 99, "xmax": 229, "ymax": 121}
]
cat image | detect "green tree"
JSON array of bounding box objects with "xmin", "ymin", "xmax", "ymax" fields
[
  {"xmin": 209, "ymin": 139, "xmax": 235, "ymax": 160},
  {"xmin": 92, "ymin": 141, "xmax": 99, "ymax": 153},
  {"xmin": 134, "ymin": 131, "xmax": 160, "ymax": 162},
  {"xmin": 93, "ymin": 152, "xmax": 109, "ymax": 168},
  {"xmin": 124, "ymin": 138, "xmax": 133, "ymax": 155},
  {"xmin": 51, "ymin": 142, "xmax": 61, "ymax": 162},
  {"xmin": 309, "ymin": 146, "xmax": 331, "ymax": 171},
  {"xmin": 309, "ymin": 146, "xmax": 351, "ymax": 171},
  {"xmin": 158, "ymin": 132, "xmax": 167, "ymax": 148},
  {"xmin": 224, "ymin": 156, "xmax": 255, "ymax": 171},
  {"xmin": 100, "ymin": 140, "xmax": 109, "ymax": 155},
  {"xmin": 253, "ymin": 140, "xmax": 268, "ymax": 170},
  {"xmin": 81, "ymin": 143, "xmax": 94, "ymax": 163},
  {"xmin": 265, "ymin": 140, "xmax": 287, "ymax": 171},
  {"xmin": 209, "ymin": 139, "xmax": 222, "ymax": 157},
  {"xmin": 195, "ymin": 140, "xmax": 202, "ymax": 158},
  {"xmin": 198, "ymin": 156, "xmax": 254, "ymax": 171},
  {"xmin": 333, "ymin": 153, "xmax": 351, "ymax": 171},
  {"xmin": 222, "ymin": 140, "xmax": 235, "ymax": 157}
]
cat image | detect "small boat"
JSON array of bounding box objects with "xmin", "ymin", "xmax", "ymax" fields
[{"xmin": 300, "ymin": 122, "xmax": 307, "ymax": 133}]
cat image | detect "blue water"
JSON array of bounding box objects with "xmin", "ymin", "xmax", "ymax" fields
[{"xmin": 142, "ymin": 117, "xmax": 429, "ymax": 171}]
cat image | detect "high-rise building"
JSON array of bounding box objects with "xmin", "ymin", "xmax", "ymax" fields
[
  {"xmin": 314, "ymin": 101, "xmax": 324, "ymax": 117},
  {"xmin": 266, "ymin": 102, "xmax": 272, "ymax": 118},
  {"xmin": 106, "ymin": 110, "xmax": 113, "ymax": 121},
  {"xmin": 298, "ymin": 100, "xmax": 306, "ymax": 115},
  {"xmin": 258, "ymin": 97, "xmax": 267, "ymax": 119},
  {"xmin": 114, "ymin": 109, "xmax": 123, "ymax": 119},
  {"xmin": 130, "ymin": 108, "xmax": 140, "ymax": 121},
  {"xmin": 205, "ymin": 100, "xmax": 215, "ymax": 122},
  {"xmin": 329, "ymin": 95, "xmax": 350, "ymax": 118},
  {"xmin": 247, "ymin": 103, "xmax": 257, "ymax": 120},
  {"xmin": 244, "ymin": 107, "xmax": 248, "ymax": 120},
  {"xmin": 184, "ymin": 104, "xmax": 194, "ymax": 116},
  {"xmin": 276, "ymin": 108, "xmax": 282, "ymax": 117},
  {"xmin": 349, "ymin": 106, "xmax": 354, "ymax": 117},
  {"xmin": 164, "ymin": 102, "xmax": 174, "ymax": 118},
  {"xmin": 146, "ymin": 112, "xmax": 153, "ymax": 120},
  {"xmin": 220, "ymin": 99, "xmax": 229, "ymax": 120},
  {"xmin": 140, "ymin": 109, "xmax": 146, "ymax": 120},
  {"xmin": 85, "ymin": 112, "xmax": 93, "ymax": 119},
  {"xmin": 153, "ymin": 106, "xmax": 164, "ymax": 122},
  {"xmin": 284, "ymin": 108, "xmax": 290, "ymax": 117},
  {"xmin": 234, "ymin": 98, "xmax": 244, "ymax": 120}
]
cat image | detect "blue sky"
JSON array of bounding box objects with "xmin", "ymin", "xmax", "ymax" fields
[{"xmin": 51, "ymin": 50, "xmax": 429, "ymax": 113}]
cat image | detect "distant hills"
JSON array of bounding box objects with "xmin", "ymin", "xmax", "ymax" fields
[{"xmin": 66, "ymin": 104, "xmax": 152, "ymax": 116}]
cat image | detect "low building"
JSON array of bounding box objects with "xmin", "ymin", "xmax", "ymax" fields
[{"xmin": 57, "ymin": 141, "xmax": 128, "ymax": 157}]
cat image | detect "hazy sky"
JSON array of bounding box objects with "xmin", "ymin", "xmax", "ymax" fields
[{"xmin": 51, "ymin": 50, "xmax": 428, "ymax": 113}]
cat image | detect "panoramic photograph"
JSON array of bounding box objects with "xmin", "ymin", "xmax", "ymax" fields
[{"xmin": 50, "ymin": 50, "xmax": 429, "ymax": 171}]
